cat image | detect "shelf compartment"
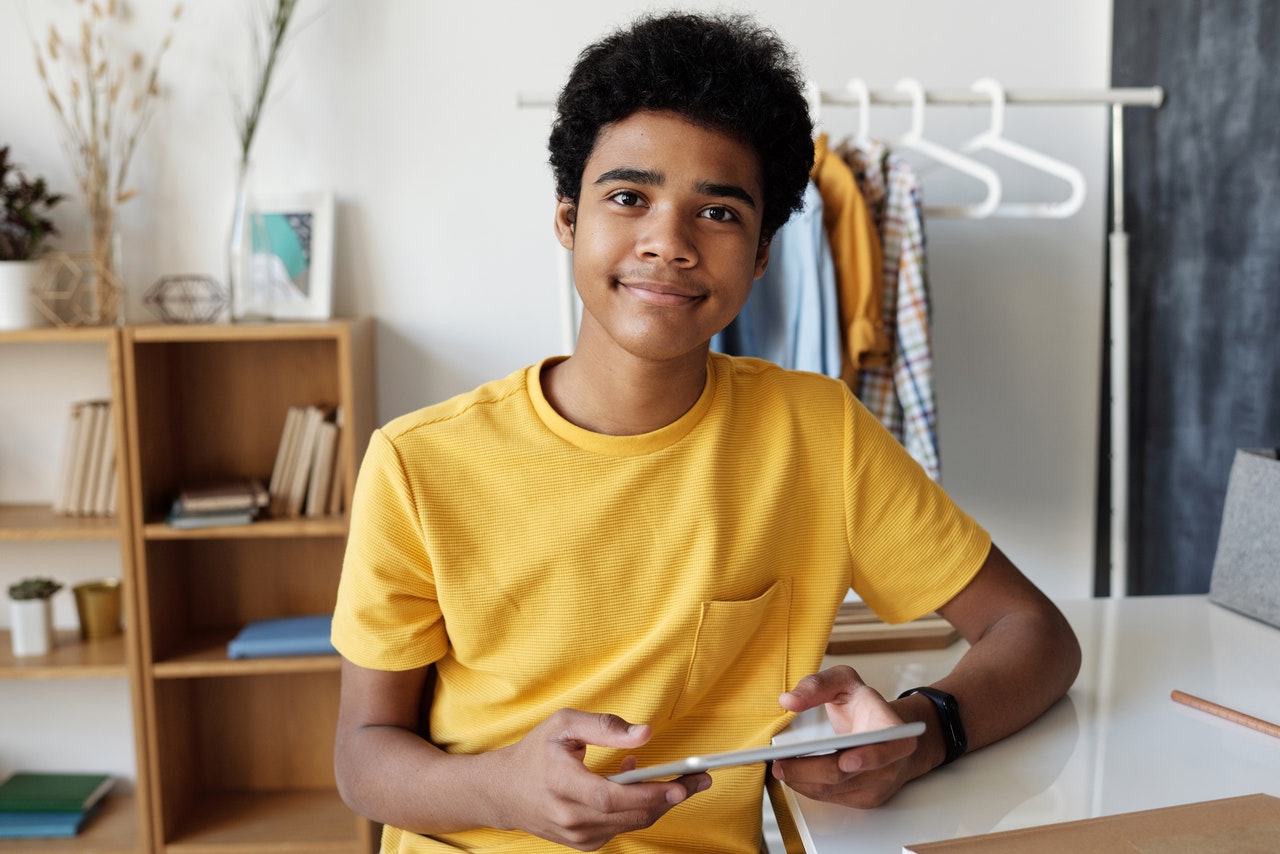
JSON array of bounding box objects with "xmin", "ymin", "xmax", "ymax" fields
[
  {"xmin": 152, "ymin": 672, "xmax": 365, "ymax": 852},
  {"xmin": 162, "ymin": 789, "xmax": 367, "ymax": 854},
  {"xmin": 0, "ymin": 504, "xmax": 124, "ymax": 541},
  {"xmin": 140, "ymin": 537, "xmax": 343, "ymax": 668},
  {"xmin": 152, "ymin": 627, "xmax": 338, "ymax": 679},
  {"xmin": 125, "ymin": 333, "xmax": 348, "ymax": 522},
  {"xmin": 0, "ymin": 630, "xmax": 129, "ymax": 679}
]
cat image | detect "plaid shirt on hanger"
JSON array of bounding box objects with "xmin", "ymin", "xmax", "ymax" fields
[{"xmin": 839, "ymin": 140, "xmax": 940, "ymax": 482}]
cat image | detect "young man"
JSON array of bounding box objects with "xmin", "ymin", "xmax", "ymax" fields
[{"xmin": 332, "ymin": 12, "xmax": 1080, "ymax": 853}]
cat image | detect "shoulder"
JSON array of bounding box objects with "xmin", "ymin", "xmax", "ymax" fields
[{"xmin": 713, "ymin": 352, "xmax": 850, "ymax": 404}]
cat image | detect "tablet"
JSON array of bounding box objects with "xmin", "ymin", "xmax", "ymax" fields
[{"xmin": 606, "ymin": 720, "xmax": 925, "ymax": 784}]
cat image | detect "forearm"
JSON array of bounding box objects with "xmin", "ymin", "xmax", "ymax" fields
[
  {"xmin": 892, "ymin": 594, "xmax": 1080, "ymax": 778},
  {"xmin": 335, "ymin": 721, "xmax": 507, "ymax": 835}
]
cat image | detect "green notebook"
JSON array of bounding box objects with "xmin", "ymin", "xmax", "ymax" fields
[{"xmin": 0, "ymin": 773, "xmax": 113, "ymax": 813}]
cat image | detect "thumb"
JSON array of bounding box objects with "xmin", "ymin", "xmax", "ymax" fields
[{"xmin": 551, "ymin": 711, "xmax": 652, "ymax": 751}]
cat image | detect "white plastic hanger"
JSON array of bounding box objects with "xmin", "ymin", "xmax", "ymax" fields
[
  {"xmin": 961, "ymin": 78, "xmax": 1086, "ymax": 218},
  {"xmin": 894, "ymin": 77, "xmax": 1001, "ymax": 218},
  {"xmin": 846, "ymin": 78, "xmax": 871, "ymax": 145}
]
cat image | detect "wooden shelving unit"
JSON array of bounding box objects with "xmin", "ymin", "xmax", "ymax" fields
[
  {"xmin": 120, "ymin": 320, "xmax": 378, "ymax": 854},
  {"xmin": 3, "ymin": 321, "xmax": 379, "ymax": 853},
  {"xmin": 0, "ymin": 326, "xmax": 149, "ymax": 854}
]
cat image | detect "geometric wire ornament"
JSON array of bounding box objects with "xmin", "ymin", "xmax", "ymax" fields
[
  {"xmin": 32, "ymin": 251, "xmax": 124, "ymax": 327},
  {"xmin": 143, "ymin": 274, "xmax": 229, "ymax": 323}
]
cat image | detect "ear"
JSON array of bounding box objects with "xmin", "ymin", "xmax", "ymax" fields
[
  {"xmin": 554, "ymin": 198, "xmax": 576, "ymax": 250},
  {"xmin": 753, "ymin": 238, "xmax": 772, "ymax": 280}
]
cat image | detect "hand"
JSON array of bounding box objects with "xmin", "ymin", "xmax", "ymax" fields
[
  {"xmin": 490, "ymin": 709, "xmax": 710, "ymax": 850},
  {"xmin": 771, "ymin": 665, "xmax": 920, "ymax": 808}
]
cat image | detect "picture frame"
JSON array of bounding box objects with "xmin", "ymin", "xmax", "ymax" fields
[{"xmin": 232, "ymin": 191, "xmax": 334, "ymax": 321}]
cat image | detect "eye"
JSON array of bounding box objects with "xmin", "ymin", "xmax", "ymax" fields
[
  {"xmin": 608, "ymin": 190, "xmax": 645, "ymax": 207},
  {"xmin": 700, "ymin": 206, "xmax": 739, "ymax": 223}
]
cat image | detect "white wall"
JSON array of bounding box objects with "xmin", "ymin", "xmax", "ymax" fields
[{"xmin": 1, "ymin": 0, "xmax": 1113, "ymax": 609}]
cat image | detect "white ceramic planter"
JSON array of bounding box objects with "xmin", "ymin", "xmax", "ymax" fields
[
  {"xmin": 9, "ymin": 597, "xmax": 55, "ymax": 657},
  {"xmin": 0, "ymin": 259, "xmax": 47, "ymax": 330}
]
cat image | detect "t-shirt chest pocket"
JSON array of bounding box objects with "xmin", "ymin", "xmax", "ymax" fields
[{"xmin": 670, "ymin": 579, "xmax": 792, "ymax": 720}]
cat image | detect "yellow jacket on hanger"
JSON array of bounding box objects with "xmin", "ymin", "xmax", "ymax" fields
[{"xmin": 811, "ymin": 133, "xmax": 891, "ymax": 380}]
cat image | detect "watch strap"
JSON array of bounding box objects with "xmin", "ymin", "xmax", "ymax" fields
[{"xmin": 897, "ymin": 686, "xmax": 967, "ymax": 766}]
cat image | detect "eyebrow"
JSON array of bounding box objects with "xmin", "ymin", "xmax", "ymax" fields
[{"xmin": 592, "ymin": 167, "xmax": 758, "ymax": 210}]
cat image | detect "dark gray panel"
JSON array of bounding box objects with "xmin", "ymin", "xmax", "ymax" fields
[{"xmin": 1112, "ymin": 0, "xmax": 1280, "ymax": 594}]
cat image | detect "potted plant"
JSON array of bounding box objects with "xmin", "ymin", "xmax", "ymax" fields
[
  {"xmin": 7, "ymin": 576, "xmax": 63, "ymax": 657},
  {"xmin": 0, "ymin": 146, "xmax": 63, "ymax": 330}
]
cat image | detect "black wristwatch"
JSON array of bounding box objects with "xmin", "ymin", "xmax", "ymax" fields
[{"xmin": 897, "ymin": 687, "xmax": 967, "ymax": 766}]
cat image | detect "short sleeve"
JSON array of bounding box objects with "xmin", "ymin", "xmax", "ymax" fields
[
  {"xmin": 331, "ymin": 428, "xmax": 449, "ymax": 670},
  {"xmin": 843, "ymin": 393, "xmax": 991, "ymax": 623}
]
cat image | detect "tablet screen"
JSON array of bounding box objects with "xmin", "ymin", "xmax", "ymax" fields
[{"xmin": 606, "ymin": 720, "xmax": 925, "ymax": 783}]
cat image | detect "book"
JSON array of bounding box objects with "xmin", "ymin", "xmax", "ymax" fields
[
  {"xmin": 52, "ymin": 402, "xmax": 85, "ymax": 515},
  {"xmin": 227, "ymin": 614, "xmax": 337, "ymax": 659},
  {"xmin": 166, "ymin": 503, "xmax": 257, "ymax": 530},
  {"xmin": 0, "ymin": 772, "xmax": 113, "ymax": 813},
  {"xmin": 63, "ymin": 401, "xmax": 101, "ymax": 516},
  {"xmin": 304, "ymin": 420, "xmax": 339, "ymax": 517},
  {"xmin": 326, "ymin": 455, "xmax": 345, "ymax": 516},
  {"xmin": 285, "ymin": 405, "xmax": 332, "ymax": 517},
  {"xmin": 902, "ymin": 793, "xmax": 1280, "ymax": 853},
  {"xmin": 0, "ymin": 803, "xmax": 101, "ymax": 839},
  {"xmin": 268, "ymin": 405, "xmax": 305, "ymax": 517},
  {"xmin": 174, "ymin": 479, "xmax": 269, "ymax": 515},
  {"xmin": 79, "ymin": 401, "xmax": 111, "ymax": 516},
  {"xmin": 90, "ymin": 403, "xmax": 116, "ymax": 516}
]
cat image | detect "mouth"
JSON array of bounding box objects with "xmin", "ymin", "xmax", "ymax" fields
[{"xmin": 616, "ymin": 279, "xmax": 705, "ymax": 307}]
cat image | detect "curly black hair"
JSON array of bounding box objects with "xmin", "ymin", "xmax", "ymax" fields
[{"xmin": 548, "ymin": 11, "xmax": 814, "ymax": 244}]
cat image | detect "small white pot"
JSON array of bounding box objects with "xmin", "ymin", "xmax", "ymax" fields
[
  {"xmin": 9, "ymin": 597, "xmax": 55, "ymax": 657},
  {"xmin": 0, "ymin": 259, "xmax": 48, "ymax": 331}
]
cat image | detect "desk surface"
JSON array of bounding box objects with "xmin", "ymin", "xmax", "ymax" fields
[{"xmin": 781, "ymin": 595, "xmax": 1280, "ymax": 853}]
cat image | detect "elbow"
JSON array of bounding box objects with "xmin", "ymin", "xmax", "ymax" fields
[{"xmin": 1050, "ymin": 607, "xmax": 1083, "ymax": 696}]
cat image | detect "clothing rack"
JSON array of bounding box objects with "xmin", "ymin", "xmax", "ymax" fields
[{"xmin": 518, "ymin": 83, "xmax": 1164, "ymax": 598}]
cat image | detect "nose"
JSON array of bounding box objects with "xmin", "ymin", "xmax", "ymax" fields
[{"xmin": 635, "ymin": 207, "xmax": 698, "ymax": 267}]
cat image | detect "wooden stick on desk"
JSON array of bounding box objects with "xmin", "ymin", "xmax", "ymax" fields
[{"xmin": 1171, "ymin": 689, "xmax": 1280, "ymax": 740}]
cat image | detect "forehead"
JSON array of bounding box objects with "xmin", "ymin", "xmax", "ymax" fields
[{"xmin": 585, "ymin": 109, "xmax": 764, "ymax": 197}]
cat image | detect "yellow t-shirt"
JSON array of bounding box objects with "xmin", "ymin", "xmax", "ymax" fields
[{"xmin": 332, "ymin": 354, "xmax": 989, "ymax": 853}]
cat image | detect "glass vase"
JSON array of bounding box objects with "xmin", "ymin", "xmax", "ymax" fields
[
  {"xmin": 228, "ymin": 161, "xmax": 266, "ymax": 321},
  {"xmin": 89, "ymin": 210, "xmax": 125, "ymax": 326}
]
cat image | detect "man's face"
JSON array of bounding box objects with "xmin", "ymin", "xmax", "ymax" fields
[{"xmin": 555, "ymin": 109, "xmax": 770, "ymax": 365}]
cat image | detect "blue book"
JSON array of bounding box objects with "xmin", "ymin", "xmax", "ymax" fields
[
  {"xmin": 226, "ymin": 614, "xmax": 336, "ymax": 659},
  {"xmin": 0, "ymin": 803, "xmax": 100, "ymax": 838}
]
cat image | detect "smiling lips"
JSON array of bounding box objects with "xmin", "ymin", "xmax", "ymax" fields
[{"xmin": 617, "ymin": 279, "xmax": 704, "ymax": 306}]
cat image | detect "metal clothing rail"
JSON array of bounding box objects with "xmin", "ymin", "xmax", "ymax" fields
[
  {"xmin": 519, "ymin": 85, "xmax": 1164, "ymax": 597},
  {"xmin": 516, "ymin": 86, "xmax": 1165, "ymax": 109}
]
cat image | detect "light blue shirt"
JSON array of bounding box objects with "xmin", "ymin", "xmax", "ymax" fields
[{"xmin": 712, "ymin": 181, "xmax": 841, "ymax": 377}]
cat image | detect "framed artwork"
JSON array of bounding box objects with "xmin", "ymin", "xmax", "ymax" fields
[{"xmin": 233, "ymin": 191, "xmax": 334, "ymax": 321}]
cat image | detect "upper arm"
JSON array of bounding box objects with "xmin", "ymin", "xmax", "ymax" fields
[
  {"xmin": 936, "ymin": 543, "xmax": 1075, "ymax": 649},
  {"xmin": 336, "ymin": 657, "xmax": 433, "ymax": 744}
]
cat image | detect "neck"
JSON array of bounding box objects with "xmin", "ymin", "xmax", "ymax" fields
[{"xmin": 542, "ymin": 339, "xmax": 709, "ymax": 436}]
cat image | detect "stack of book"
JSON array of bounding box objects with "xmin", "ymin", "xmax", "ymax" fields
[
  {"xmin": 267, "ymin": 404, "xmax": 345, "ymax": 519},
  {"xmin": 0, "ymin": 771, "xmax": 113, "ymax": 839},
  {"xmin": 52, "ymin": 400, "xmax": 118, "ymax": 517},
  {"xmin": 166, "ymin": 479, "xmax": 269, "ymax": 529}
]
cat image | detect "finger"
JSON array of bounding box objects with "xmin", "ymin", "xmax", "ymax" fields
[
  {"xmin": 779, "ymin": 665, "xmax": 865, "ymax": 711},
  {"xmin": 835, "ymin": 735, "xmax": 917, "ymax": 773}
]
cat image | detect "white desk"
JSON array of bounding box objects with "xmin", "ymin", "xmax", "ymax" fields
[{"xmin": 781, "ymin": 595, "xmax": 1280, "ymax": 853}]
